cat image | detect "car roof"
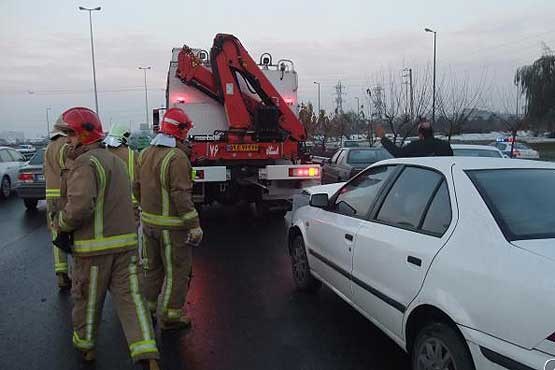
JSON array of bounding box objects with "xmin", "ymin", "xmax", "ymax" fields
[
  {"xmin": 340, "ymin": 147, "xmax": 384, "ymax": 151},
  {"xmin": 451, "ymin": 144, "xmax": 500, "ymax": 150},
  {"xmin": 375, "ymin": 157, "xmax": 555, "ymax": 173}
]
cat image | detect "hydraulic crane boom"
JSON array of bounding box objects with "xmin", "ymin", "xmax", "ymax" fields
[{"xmin": 176, "ymin": 33, "xmax": 306, "ymax": 143}]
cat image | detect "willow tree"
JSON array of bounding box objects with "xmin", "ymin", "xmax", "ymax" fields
[{"xmin": 515, "ymin": 46, "xmax": 555, "ymax": 132}]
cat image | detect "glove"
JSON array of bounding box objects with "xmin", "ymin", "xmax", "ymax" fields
[
  {"xmin": 53, "ymin": 232, "xmax": 73, "ymax": 254},
  {"xmin": 186, "ymin": 227, "xmax": 203, "ymax": 247}
]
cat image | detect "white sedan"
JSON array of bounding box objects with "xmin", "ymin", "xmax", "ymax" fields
[{"xmin": 288, "ymin": 157, "xmax": 555, "ymax": 370}]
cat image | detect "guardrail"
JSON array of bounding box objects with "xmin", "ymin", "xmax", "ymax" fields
[{"xmin": 311, "ymin": 156, "xmax": 329, "ymax": 165}]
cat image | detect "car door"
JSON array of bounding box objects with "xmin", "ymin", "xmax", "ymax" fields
[
  {"xmin": 305, "ymin": 165, "xmax": 398, "ymax": 301},
  {"xmin": 0, "ymin": 149, "xmax": 15, "ymax": 181},
  {"xmin": 322, "ymin": 150, "xmax": 342, "ymax": 184},
  {"xmin": 351, "ymin": 166, "xmax": 455, "ymax": 338}
]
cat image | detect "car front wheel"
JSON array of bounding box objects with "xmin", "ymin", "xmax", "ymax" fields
[
  {"xmin": 290, "ymin": 234, "xmax": 321, "ymax": 292},
  {"xmin": 412, "ymin": 322, "xmax": 475, "ymax": 370},
  {"xmin": 0, "ymin": 176, "xmax": 11, "ymax": 199}
]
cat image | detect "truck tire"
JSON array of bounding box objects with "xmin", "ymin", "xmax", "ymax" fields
[
  {"xmin": 411, "ymin": 322, "xmax": 475, "ymax": 370},
  {"xmin": 290, "ymin": 235, "xmax": 321, "ymax": 293},
  {"xmin": 0, "ymin": 176, "xmax": 11, "ymax": 200},
  {"xmin": 24, "ymin": 199, "xmax": 38, "ymax": 210}
]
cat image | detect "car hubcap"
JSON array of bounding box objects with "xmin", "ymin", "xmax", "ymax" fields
[
  {"xmin": 2, "ymin": 178, "xmax": 9, "ymax": 197},
  {"xmin": 292, "ymin": 241, "xmax": 308, "ymax": 283},
  {"xmin": 416, "ymin": 338, "xmax": 456, "ymax": 370}
]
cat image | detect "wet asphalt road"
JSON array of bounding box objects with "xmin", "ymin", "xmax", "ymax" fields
[{"xmin": 0, "ymin": 195, "xmax": 408, "ymax": 370}]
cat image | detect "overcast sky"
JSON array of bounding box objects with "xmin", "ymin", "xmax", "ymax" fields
[{"xmin": 1, "ymin": 0, "xmax": 554, "ymax": 136}]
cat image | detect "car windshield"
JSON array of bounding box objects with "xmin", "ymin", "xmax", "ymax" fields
[
  {"xmin": 28, "ymin": 150, "xmax": 44, "ymax": 165},
  {"xmin": 467, "ymin": 169, "xmax": 555, "ymax": 240},
  {"xmin": 347, "ymin": 149, "xmax": 391, "ymax": 165},
  {"xmin": 453, "ymin": 148, "xmax": 502, "ymax": 158}
]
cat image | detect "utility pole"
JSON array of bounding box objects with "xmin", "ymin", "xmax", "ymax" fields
[
  {"xmin": 403, "ymin": 68, "xmax": 414, "ymax": 122},
  {"xmin": 425, "ymin": 28, "xmax": 437, "ymax": 125},
  {"xmin": 138, "ymin": 66, "xmax": 151, "ymax": 126},
  {"xmin": 355, "ymin": 96, "xmax": 360, "ymax": 134},
  {"xmin": 372, "ymin": 85, "xmax": 383, "ymax": 120},
  {"xmin": 79, "ymin": 6, "xmax": 101, "ymax": 114},
  {"xmin": 313, "ymin": 81, "xmax": 321, "ymax": 115},
  {"xmin": 46, "ymin": 108, "xmax": 51, "ymax": 138}
]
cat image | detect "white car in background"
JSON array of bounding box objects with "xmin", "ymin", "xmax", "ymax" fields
[
  {"xmin": 451, "ymin": 144, "xmax": 504, "ymax": 158},
  {"xmin": 491, "ymin": 140, "xmax": 540, "ymax": 159},
  {"xmin": 288, "ymin": 157, "xmax": 555, "ymax": 370},
  {"xmin": 0, "ymin": 146, "xmax": 28, "ymax": 199}
]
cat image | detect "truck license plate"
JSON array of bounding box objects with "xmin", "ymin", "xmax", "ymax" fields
[{"xmin": 227, "ymin": 144, "xmax": 259, "ymax": 152}]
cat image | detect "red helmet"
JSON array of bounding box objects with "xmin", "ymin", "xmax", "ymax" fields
[
  {"xmin": 160, "ymin": 108, "xmax": 193, "ymax": 141},
  {"xmin": 54, "ymin": 107, "xmax": 104, "ymax": 145}
]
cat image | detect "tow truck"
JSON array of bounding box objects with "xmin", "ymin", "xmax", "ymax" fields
[{"xmin": 157, "ymin": 34, "xmax": 320, "ymax": 216}]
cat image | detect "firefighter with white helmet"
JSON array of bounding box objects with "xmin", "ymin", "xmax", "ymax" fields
[
  {"xmin": 44, "ymin": 127, "xmax": 71, "ymax": 289},
  {"xmin": 53, "ymin": 107, "xmax": 159, "ymax": 369},
  {"xmin": 103, "ymin": 123, "xmax": 139, "ymax": 219},
  {"xmin": 134, "ymin": 107, "xmax": 202, "ymax": 330}
]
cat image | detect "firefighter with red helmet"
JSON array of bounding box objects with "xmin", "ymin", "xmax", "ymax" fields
[
  {"xmin": 53, "ymin": 107, "xmax": 159, "ymax": 369},
  {"xmin": 134, "ymin": 107, "xmax": 202, "ymax": 330}
]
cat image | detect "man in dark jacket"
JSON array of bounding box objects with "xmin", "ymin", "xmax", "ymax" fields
[{"xmin": 376, "ymin": 121, "xmax": 453, "ymax": 158}]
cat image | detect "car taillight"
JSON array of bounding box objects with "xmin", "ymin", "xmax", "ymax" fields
[
  {"xmin": 289, "ymin": 167, "xmax": 320, "ymax": 178},
  {"xmin": 547, "ymin": 332, "xmax": 555, "ymax": 342},
  {"xmin": 18, "ymin": 172, "xmax": 34, "ymax": 183}
]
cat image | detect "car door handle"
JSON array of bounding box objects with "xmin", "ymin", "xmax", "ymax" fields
[
  {"xmin": 345, "ymin": 233, "xmax": 353, "ymax": 241},
  {"xmin": 407, "ymin": 256, "xmax": 422, "ymax": 267}
]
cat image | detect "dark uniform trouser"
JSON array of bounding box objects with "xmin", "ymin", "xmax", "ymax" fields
[
  {"xmin": 141, "ymin": 226, "xmax": 192, "ymax": 322},
  {"xmin": 71, "ymin": 250, "xmax": 159, "ymax": 362}
]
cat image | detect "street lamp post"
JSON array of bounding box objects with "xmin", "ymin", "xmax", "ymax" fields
[
  {"xmin": 46, "ymin": 108, "xmax": 51, "ymax": 138},
  {"xmin": 313, "ymin": 81, "xmax": 321, "ymax": 115},
  {"xmin": 425, "ymin": 27, "xmax": 437, "ymax": 125},
  {"xmin": 79, "ymin": 6, "xmax": 101, "ymax": 114},
  {"xmin": 139, "ymin": 66, "xmax": 152, "ymax": 126}
]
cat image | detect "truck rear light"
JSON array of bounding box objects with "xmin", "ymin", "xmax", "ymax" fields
[
  {"xmin": 289, "ymin": 167, "xmax": 319, "ymax": 178},
  {"xmin": 192, "ymin": 169, "xmax": 205, "ymax": 180},
  {"xmin": 18, "ymin": 172, "xmax": 34, "ymax": 183},
  {"xmin": 547, "ymin": 332, "xmax": 555, "ymax": 342}
]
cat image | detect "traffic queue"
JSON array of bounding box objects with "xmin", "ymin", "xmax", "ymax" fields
[{"xmin": 44, "ymin": 106, "xmax": 202, "ymax": 370}]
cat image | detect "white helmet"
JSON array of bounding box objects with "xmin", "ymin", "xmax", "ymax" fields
[{"xmin": 103, "ymin": 123, "xmax": 131, "ymax": 147}]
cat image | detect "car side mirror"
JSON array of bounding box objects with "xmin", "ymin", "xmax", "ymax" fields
[{"xmin": 309, "ymin": 193, "xmax": 329, "ymax": 208}]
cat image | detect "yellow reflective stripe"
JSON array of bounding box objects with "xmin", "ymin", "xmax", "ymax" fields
[
  {"xmin": 160, "ymin": 150, "xmax": 176, "ymax": 217},
  {"xmin": 89, "ymin": 156, "xmax": 106, "ymax": 239},
  {"xmin": 59, "ymin": 212, "xmax": 72, "ymax": 231},
  {"xmin": 141, "ymin": 211, "xmax": 184, "ymax": 227},
  {"xmin": 128, "ymin": 149, "xmax": 135, "ymax": 182},
  {"xmin": 181, "ymin": 209, "xmax": 198, "ymax": 221},
  {"xmin": 167, "ymin": 308, "xmax": 182, "ymax": 320},
  {"xmin": 54, "ymin": 263, "xmax": 68, "ymax": 273},
  {"xmin": 58, "ymin": 144, "xmax": 68, "ymax": 169},
  {"xmin": 46, "ymin": 188, "xmax": 61, "ymax": 199},
  {"xmin": 85, "ymin": 266, "xmax": 99, "ymax": 343},
  {"xmin": 73, "ymin": 233, "xmax": 137, "ymax": 254},
  {"xmin": 161, "ymin": 230, "xmax": 173, "ymax": 316},
  {"xmin": 129, "ymin": 256, "xmax": 154, "ymax": 342},
  {"xmin": 129, "ymin": 339, "xmax": 158, "ymax": 359},
  {"xmin": 73, "ymin": 331, "xmax": 94, "ymax": 350}
]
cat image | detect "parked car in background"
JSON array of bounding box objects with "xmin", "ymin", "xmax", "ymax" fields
[
  {"xmin": 491, "ymin": 139, "xmax": 540, "ymax": 159},
  {"xmin": 15, "ymin": 149, "xmax": 45, "ymax": 209},
  {"xmin": 451, "ymin": 144, "xmax": 504, "ymax": 158},
  {"xmin": 0, "ymin": 146, "xmax": 28, "ymax": 199},
  {"xmin": 322, "ymin": 147, "xmax": 392, "ymax": 184},
  {"xmin": 16, "ymin": 144, "xmax": 37, "ymax": 160},
  {"xmin": 288, "ymin": 157, "xmax": 555, "ymax": 370}
]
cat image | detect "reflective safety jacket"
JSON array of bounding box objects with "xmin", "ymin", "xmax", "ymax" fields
[
  {"xmin": 44, "ymin": 135, "xmax": 69, "ymax": 214},
  {"xmin": 58, "ymin": 145, "xmax": 137, "ymax": 256},
  {"xmin": 133, "ymin": 145, "xmax": 199, "ymax": 231},
  {"xmin": 107, "ymin": 146, "xmax": 139, "ymax": 207}
]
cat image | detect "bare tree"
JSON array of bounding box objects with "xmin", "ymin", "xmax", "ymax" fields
[
  {"xmin": 437, "ymin": 68, "xmax": 488, "ymax": 141},
  {"xmin": 492, "ymin": 85, "xmax": 527, "ymax": 157}
]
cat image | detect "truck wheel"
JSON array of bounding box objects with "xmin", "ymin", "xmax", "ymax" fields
[
  {"xmin": 411, "ymin": 322, "xmax": 475, "ymax": 370},
  {"xmin": 24, "ymin": 199, "xmax": 38, "ymax": 210},
  {"xmin": 0, "ymin": 176, "xmax": 11, "ymax": 200},
  {"xmin": 290, "ymin": 235, "xmax": 321, "ymax": 292}
]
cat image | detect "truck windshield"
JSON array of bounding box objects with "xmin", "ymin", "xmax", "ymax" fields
[{"xmin": 467, "ymin": 169, "xmax": 555, "ymax": 240}]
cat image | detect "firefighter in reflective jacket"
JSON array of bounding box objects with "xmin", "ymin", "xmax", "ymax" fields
[
  {"xmin": 134, "ymin": 107, "xmax": 202, "ymax": 330},
  {"xmin": 44, "ymin": 128, "xmax": 71, "ymax": 289},
  {"xmin": 103, "ymin": 123, "xmax": 139, "ymax": 220},
  {"xmin": 54, "ymin": 107, "xmax": 159, "ymax": 369}
]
